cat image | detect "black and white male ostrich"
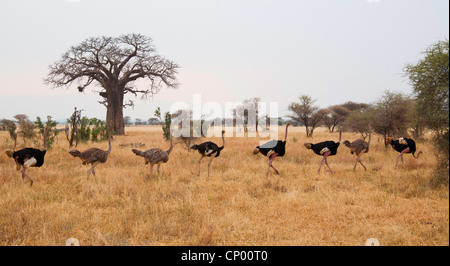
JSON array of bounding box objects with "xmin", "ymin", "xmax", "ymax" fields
[
  {"xmin": 5, "ymin": 127, "xmax": 48, "ymax": 186},
  {"xmin": 343, "ymin": 132, "xmax": 371, "ymax": 171},
  {"xmin": 253, "ymin": 123, "xmax": 290, "ymax": 177},
  {"xmin": 68, "ymin": 129, "xmax": 112, "ymax": 179},
  {"xmin": 304, "ymin": 129, "xmax": 342, "ymax": 174},
  {"xmin": 132, "ymin": 132, "xmax": 173, "ymax": 181},
  {"xmin": 386, "ymin": 137, "xmax": 422, "ymax": 168},
  {"xmin": 191, "ymin": 130, "xmax": 225, "ymax": 178}
]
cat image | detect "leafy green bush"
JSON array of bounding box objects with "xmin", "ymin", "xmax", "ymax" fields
[
  {"xmin": 78, "ymin": 116, "xmax": 91, "ymax": 143},
  {"xmin": 35, "ymin": 116, "xmax": 59, "ymax": 149}
]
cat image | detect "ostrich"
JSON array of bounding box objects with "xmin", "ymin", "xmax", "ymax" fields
[
  {"xmin": 68, "ymin": 129, "xmax": 112, "ymax": 179},
  {"xmin": 343, "ymin": 132, "xmax": 371, "ymax": 171},
  {"xmin": 5, "ymin": 127, "xmax": 48, "ymax": 186},
  {"xmin": 132, "ymin": 132, "xmax": 173, "ymax": 181},
  {"xmin": 253, "ymin": 123, "xmax": 290, "ymax": 177},
  {"xmin": 304, "ymin": 129, "xmax": 342, "ymax": 174},
  {"xmin": 386, "ymin": 137, "xmax": 422, "ymax": 168},
  {"xmin": 191, "ymin": 130, "xmax": 225, "ymax": 178}
]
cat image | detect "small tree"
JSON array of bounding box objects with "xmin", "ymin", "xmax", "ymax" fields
[
  {"xmin": 162, "ymin": 112, "xmax": 172, "ymax": 141},
  {"xmin": 1, "ymin": 119, "xmax": 17, "ymax": 148},
  {"xmin": 328, "ymin": 105, "xmax": 350, "ymax": 132},
  {"xmin": 90, "ymin": 118, "xmax": 108, "ymax": 142},
  {"xmin": 343, "ymin": 107, "xmax": 373, "ymax": 140},
  {"xmin": 288, "ymin": 95, "xmax": 320, "ymax": 137},
  {"xmin": 370, "ymin": 91, "xmax": 413, "ymax": 146},
  {"xmin": 78, "ymin": 116, "xmax": 91, "ymax": 143},
  {"xmin": 14, "ymin": 114, "xmax": 35, "ymax": 144},
  {"xmin": 155, "ymin": 107, "xmax": 171, "ymax": 141},
  {"xmin": 35, "ymin": 116, "xmax": 59, "ymax": 149},
  {"xmin": 124, "ymin": 116, "xmax": 132, "ymax": 126},
  {"xmin": 65, "ymin": 107, "xmax": 83, "ymax": 147}
]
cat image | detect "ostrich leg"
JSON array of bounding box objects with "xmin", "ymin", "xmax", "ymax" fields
[
  {"xmin": 270, "ymin": 154, "xmax": 279, "ymax": 175},
  {"xmin": 21, "ymin": 168, "xmax": 34, "ymax": 186},
  {"xmin": 395, "ymin": 147, "xmax": 410, "ymax": 168},
  {"xmin": 197, "ymin": 156, "xmax": 203, "ymax": 177},
  {"xmin": 207, "ymin": 156, "xmax": 214, "ymax": 178}
]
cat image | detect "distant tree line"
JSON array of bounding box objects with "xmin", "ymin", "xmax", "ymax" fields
[
  {"xmin": 1, "ymin": 115, "xmax": 59, "ymax": 149},
  {"xmin": 287, "ymin": 91, "xmax": 417, "ymax": 145},
  {"xmin": 123, "ymin": 116, "xmax": 162, "ymax": 126}
]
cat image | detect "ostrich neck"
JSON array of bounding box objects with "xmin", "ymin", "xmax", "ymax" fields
[
  {"xmin": 221, "ymin": 133, "xmax": 225, "ymax": 148},
  {"xmin": 284, "ymin": 124, "xmax": 289, "ymax": 141},
  {"xmin": 106, "ymin": 131, "xmax": 112, "ymax": 155},
  {"xmin": 166, "ymin": 132, "xmax": 173, "ymax": 154}
]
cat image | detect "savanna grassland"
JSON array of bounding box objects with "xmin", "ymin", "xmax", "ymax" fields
[{"xmin": 0, "ymin": 126, "xmax": 448, "ymax": 246}]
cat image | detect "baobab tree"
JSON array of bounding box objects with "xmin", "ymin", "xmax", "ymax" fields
[{"xmin": 45, "ymin": 33, "xmax": 179, "ymax": 135}]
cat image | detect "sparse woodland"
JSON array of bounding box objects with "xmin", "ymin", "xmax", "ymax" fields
[{"xmin": 0, "ymin": 38, "xmax": 447, "ymax": 246}]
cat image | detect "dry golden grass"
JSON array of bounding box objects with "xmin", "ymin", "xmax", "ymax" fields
[{"xmin": 0, "ymin": 126, "xmax": 448, "ymax": 246}]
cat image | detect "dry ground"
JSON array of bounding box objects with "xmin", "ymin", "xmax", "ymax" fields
[{"xmin": 0, "ymin": 126, "xmax": 448, "ymax": 246}]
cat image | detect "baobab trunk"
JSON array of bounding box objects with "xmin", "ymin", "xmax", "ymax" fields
[{"xmin": 106, "ymin": 89, "xmax": 125, "ymax": 135}]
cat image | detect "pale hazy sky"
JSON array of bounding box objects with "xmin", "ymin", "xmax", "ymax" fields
[{"xmin": 0, "ymin": 0, "xmax": 448, "ymax": 122}]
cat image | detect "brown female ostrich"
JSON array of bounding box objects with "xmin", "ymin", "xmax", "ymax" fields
[
  {"xmin": 191, "ymin": 130, "xmax": 225, "ymax": 178},
  {"xmin": 68, "ymin": 129, "xmax": 112, "ymax": 179},
  {"xmin": 132, "ymin": 132, "xmax": 173, "ymax": 181},
  {"xmin": 342, "ymin": 132, "xmax": 371, "ymax": 171},
  {"xmin": 5, "ymin": 127, "xmax": 48, "ymax": 186}
]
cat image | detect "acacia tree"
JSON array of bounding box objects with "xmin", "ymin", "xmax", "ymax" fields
[
  {"xmin": 319, "ymin": 105, "xmax": 351, "ymax": 133},
  {"xmin": 1, "ymin": 119, "xmax": 17, "ymax": 147},
  {"xmin": 404, "ymin": 39, "xmax": 449, "ymax": 185},
  {"xmin": 45, "ymin": 34, "xmax": 179, "ymax": 135},
  {"xmin": 370, "ymin": 91, "xmax": 413, "ymax": 146},
  {"xmin": 343, "ymin": 107, "xmax": 373, "ymax": 140},
  {"xmin": 14, "ymin": 114, "xmax": 36, "ymax": 143},
  {"xmin": 288, "ymin": 95, "xmax": 321, "ymax": 137}
]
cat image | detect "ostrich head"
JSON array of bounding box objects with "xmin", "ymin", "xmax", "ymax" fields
[
  {"xmin": 342, "ymin": 140, "xmax": 351, "ymax": 148},
  {"xmin": 68, "ymin": 149, "xmax": 82, "ymax": 157},
  {"xmin": 190, "ymin": 145, "xmax": 199, "ymax": 151},
  {"xmin": 284, "ymin": 123, "xmax": 291, "ymax": 141}
]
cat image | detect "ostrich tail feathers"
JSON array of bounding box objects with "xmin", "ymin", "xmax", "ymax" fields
[
  {"xmin": 132, "ymin": 149, "xmax": 145, "ymax": 157},
  {"xmin": 253, "ymin": 148, "xmax": 260, "ymax": 155}
]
